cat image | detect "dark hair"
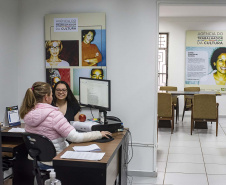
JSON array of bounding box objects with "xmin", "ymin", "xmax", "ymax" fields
[
  {"xmin": 52, "ymin": 81, "xmax": 80, "ymax": 110},
  {"xmin": 82, "ymin": 30, "xmax": 96, "ymax": 42},
  {"xmin": 211, "ymin": 47, "xmax": 226, "ymax": 70}
]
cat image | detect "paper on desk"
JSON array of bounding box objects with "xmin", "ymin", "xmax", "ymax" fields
[
  {"xmin": 8, "ymin": 128, "xmax": 25, "ymax": 132},
  {"xmin": 60, "ymin": 151, "xmax": 105, "ymax": 161},
  {"xmin": 72, "ymin": 144, "xmax": 101, "ymax": 152}
]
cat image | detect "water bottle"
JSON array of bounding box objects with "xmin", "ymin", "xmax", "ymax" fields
[{"xmin": 44, "ymin": 169, "xmax": 61, "ymax": 185}]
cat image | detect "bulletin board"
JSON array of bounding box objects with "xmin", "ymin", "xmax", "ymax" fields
[
  {"xmin": 45, "ymin": 13, "xmax": 106, "ymax": 98},
  {"xmin": 185, "ymin": 30, "xmax": 226, "ymax": 92}
]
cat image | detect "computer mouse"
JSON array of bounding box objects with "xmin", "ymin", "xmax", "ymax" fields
[
  {"xmin": 105, "ymin": 134, "xmax": 113, "ymax": 139},
  {"xmin": 93, "ymin": 135, "xmax": 114, "ymax": 143}
]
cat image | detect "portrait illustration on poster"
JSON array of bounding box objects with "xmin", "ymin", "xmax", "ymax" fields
[
  {"xmin": 82, "ymin": 29, "xmax": 105, "ymax": 67},
  {"xmin": 46, "ymin": 68, "xmax": 70, "ymax": 88},
  {"xmin": 199, "ymin": 47, "xmax": 226, "ymax": 85},
  {"xmin": 45, "ymin": 40, "xmax": 79, "ymax": 67}
]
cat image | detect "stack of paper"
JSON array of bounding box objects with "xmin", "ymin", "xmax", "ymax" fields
[
  {"xmin": 72, "ymin": 144, "xmax": 101, "ymax": 152},
  {"xmin": 61, "ymin": 144, "xmax": 105, "ymax": 161},
  {"xmin": 60, "ymin": 151, "xmax": 105, "ymax": 161},
  {"xmin": 8, "ymin": 128, "xmax": 25, "ymax": 132}
]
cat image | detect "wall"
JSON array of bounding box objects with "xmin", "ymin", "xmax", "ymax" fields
[
  {"xmin": 0, "ymin": 0, "xmax": 19, "ymax": 122},
  {"xmin": 15, "ymin": 0, "xmax": 158, "ymax": 175}
]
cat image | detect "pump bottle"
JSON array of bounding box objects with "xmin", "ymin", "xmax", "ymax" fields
[{"xmin": 44, "ymin": 169, "xmax": 61, "ymax": 185}]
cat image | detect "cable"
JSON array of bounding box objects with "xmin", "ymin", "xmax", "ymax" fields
[
  {"xmin": 89, "ymin": 107, "xmax": 94, "ymax": 119},
  {"xmin": 124, "ymin": 128, "xmax": 133, "ymax": 164}
]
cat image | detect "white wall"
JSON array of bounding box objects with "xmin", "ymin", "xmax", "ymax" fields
[
  {"xmin": 15, "ymin": 0, "xmax": 158, "ymax": 175},
  {"xmin": 0, "ymin": 0, "xmax": 19, "ymax": 122},
  {"xmin": 159, "ymin": 16, "xmax": 226, "ymax": 116}
]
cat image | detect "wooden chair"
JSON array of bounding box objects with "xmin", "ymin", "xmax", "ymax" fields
[
  {"xmin": 191, "ymin": 94, "xmax": 219, "ymax": 136},
  {"xmin": 158, "ymin": 93, "xmax": 174, "ymax": 134},
  {"xmin": 159, "ymin": 86, "xmax": 179, "ymax": 123},
  {"xmin": 182, "ymin": 87, "xmax": 200, "ymax": 121}
]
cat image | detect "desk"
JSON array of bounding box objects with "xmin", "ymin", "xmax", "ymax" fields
[
  {"xmin": 1, "ymin": 125, "xmax": 33, "ymax": 185},
  {"xmin": 53, "ymin": 130, "xmax": 128, "ymax": 185}
]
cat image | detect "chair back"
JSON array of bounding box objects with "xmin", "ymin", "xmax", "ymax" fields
[
  {"xmin": 184, "ymin": 87, "xmax": 201, "ymax": 107},
  {"xmin": 23, "ymin": 133, "xmax": 56, "ymax": 162},
  {"xmin": 160, "ymin": 86, "xmax": 177, "ymax": 104},
  {"xmin": 160, "ymin": 86, "xmax": 177, "ymax": 91},
  {"xmin": 184, "ymin": 87, "xmax": 200, "ymax": 92},
  {"xmin": 158, "ymin": 93, "xmax": 172, "ymax": 117},
  {"xmin": 193, "ymin": 94, "xmax": 217, "ymax": 119}
]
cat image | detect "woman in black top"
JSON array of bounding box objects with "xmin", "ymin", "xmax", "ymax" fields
[{"xmin": 52, "ymin": 81, "xmax": 81, "ymax": 122}]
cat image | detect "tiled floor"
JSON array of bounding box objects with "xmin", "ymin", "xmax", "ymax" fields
[{"xmin": 127, "ymin": 116, "xmax": 226, "ymax": 185}]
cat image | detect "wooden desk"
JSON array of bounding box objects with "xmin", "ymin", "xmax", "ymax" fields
[
  {"xmin": 1, "ymin": 125, "xmax": 33, "ymax": 185},
  {"xmin": 53, "ymin": 130, "xmax": 129, "ymax": 185}
]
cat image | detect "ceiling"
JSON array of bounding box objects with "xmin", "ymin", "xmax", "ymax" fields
[{"xmin": 159, "ymin": 5, "xmax": 226, "ymax": 17}]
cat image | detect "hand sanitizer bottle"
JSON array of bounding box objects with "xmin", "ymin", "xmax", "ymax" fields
[{"xmin": 44, "ymin": 169, "xmax": 61, "ymax": 185}]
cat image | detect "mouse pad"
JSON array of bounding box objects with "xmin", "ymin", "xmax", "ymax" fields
[{"xmin": 93, "ymin": 137, "xmax": 114, "ymax": 143}]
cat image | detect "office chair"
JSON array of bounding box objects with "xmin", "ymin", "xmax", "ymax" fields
[
  {"xmin": 182, "ymin": 87, "xmax": 200, "ymax": 121},
  {"xmin": 159, "ymin": 86, "xmax": 179, "ymax": 123},
  {"xmin": 22, "ymin": 133, "xmax": 56, "ymax": 185},
  {"xmin": 191, "ymin": 94, "xmax": 219, "ymax": 136}
]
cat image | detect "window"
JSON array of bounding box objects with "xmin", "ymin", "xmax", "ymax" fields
[{"xmin": 158, "ymin": 33, "xmax": 168, "ymax": 89}]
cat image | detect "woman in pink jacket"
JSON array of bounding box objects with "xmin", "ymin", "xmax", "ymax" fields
[{"xmin": 19, "ymin": 81, "xmax": 111, "ymax": 154}]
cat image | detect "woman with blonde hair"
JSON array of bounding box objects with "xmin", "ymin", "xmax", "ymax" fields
[
  {"xmin": 45, "ymin": 40, "xmax": 70, "ymax": 67},
  {"xmin": 20, "ymin": 82, "xmax": 111, "ymax": 154}
]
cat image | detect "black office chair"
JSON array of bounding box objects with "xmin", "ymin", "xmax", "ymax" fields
[{"xmin": 22, "ymin": 133, "xmax": 56, "ymax": 185}]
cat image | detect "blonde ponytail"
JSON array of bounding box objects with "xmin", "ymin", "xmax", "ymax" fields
[{"xmin": 19, "ymin": 82, "xmax": 51, "ymax": 119}]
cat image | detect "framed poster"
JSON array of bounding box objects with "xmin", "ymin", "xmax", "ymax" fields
[{"xmin": 45, "ymin": 13, "xmax": 107, "ymax": 95}]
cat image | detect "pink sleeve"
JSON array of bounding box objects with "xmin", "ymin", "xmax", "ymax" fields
[{"xmin": 52, "ymin": 111, "xmax": 75, "ymax": 137}]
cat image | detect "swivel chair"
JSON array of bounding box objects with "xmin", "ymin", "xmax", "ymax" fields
[{"xmin": 22, "ymin": 133, "xmax": 56, "ymax": 185}]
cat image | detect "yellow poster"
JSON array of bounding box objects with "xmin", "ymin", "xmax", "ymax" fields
[{"xmin": 185, "ymin": 30, "xmax": 226, "ymax": 92}]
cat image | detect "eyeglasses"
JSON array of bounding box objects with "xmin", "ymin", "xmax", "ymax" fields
[
  {"xmin": 50, "ymin": 46, "xmax": 60, "ymax": 50},
  {"xmin": 56, "ymin": 89, "xmax": 67, "ymax": 93}
]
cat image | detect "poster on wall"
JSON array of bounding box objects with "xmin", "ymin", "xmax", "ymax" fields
[
  {"xmin": 185, "ymin": 31, "xmax": 226, "ymax": 91},
  {"xmin": 45, "ymin": 13, "xmax": 106, "ymax": 97},
  {"xmin": 185, "ymin": 30, "xmax": 226, "ymax": 92}
]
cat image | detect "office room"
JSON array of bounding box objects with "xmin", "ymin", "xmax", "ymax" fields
[
  {"xmin": 1, "ymin": 0, "xmax": 226, "ymax": 185},
  {"xmin": 157, "ymin": 2, "xmax": 226, "ymax": 185}
]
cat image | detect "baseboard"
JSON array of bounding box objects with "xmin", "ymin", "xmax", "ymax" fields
[
  {"xmin": 181, "ymin": 114, "xmax": 226, "ymax": 118},
  {"xmin": 127, "ymin": 170, "xmax": 158, "ymax": 177}
]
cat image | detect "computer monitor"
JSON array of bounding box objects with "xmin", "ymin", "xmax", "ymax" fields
[{"xmin": 79, "ymin": 77, "xmax": 111, "ymax": 124}]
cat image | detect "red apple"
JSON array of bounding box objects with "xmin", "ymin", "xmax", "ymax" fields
[{"xmin": 79, "ymin": 114, "xmax": 86, "ymax": 122}]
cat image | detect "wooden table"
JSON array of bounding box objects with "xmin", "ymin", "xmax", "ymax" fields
[
  {"xmin": 158, "ymin": 90, "xmax": 221, "ymax": 96},
  {"xmin": 53, "ymin": 130, "xmax": 129, "ymax": 185}
]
